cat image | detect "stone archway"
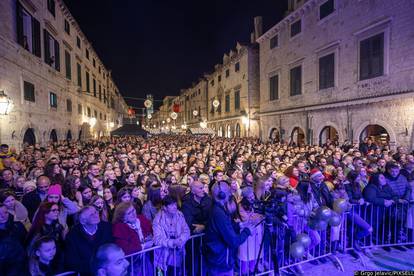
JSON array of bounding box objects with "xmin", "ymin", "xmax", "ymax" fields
[
  {"xmin": 291, "ymin": 127, "xmax": 305, "ymax": 146},
  {"xmin": 66, "ymin": 130, "xmax": 72, "ymax": 141},
  {"xmin": 319, "ymin": 126, "xmax": 339, "ymax": 146},
  {"xmin": 23, "ymin": 128, "xmax": 36, "ymax": 145},
  {"xmin": 235, "ymin": 123, "xmax": 241, "ymax": 137},
  {"xmin": 359, "ymin": 124, "xmax": 390, "ymax": 147},
  {"xmin": 269, "ymin": 128, "xmax": 280, "ymax": 143},
  {"xmin": 355, "ymin": 120, "xmax": 396, "ymax": 149},
  {"xmin": 50, "ymin": 129, "xmax": 58, "ymax": 143}
]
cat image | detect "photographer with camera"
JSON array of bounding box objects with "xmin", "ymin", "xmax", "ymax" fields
[{"xmin": 203, "ymin": 181, "xmax": 255, "ymax": 276}]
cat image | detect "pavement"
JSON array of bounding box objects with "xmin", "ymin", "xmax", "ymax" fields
[{"xmin": 285, "ymin": 247, "xmax": 414, "ymax": 276}]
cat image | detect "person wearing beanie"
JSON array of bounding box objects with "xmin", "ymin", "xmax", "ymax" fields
[
  {"xmin": 23, "ymin": 181, "xmax": 37, "ymax": 195},
  {"xmin": 41, "ymin": 184, "xmax": 79, "ymax": 231},
  {"xmin": 309, "ymin": 168, "xmax": 333, "ymax": 209}
]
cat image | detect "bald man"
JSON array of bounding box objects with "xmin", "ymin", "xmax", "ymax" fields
[
  {"xmin": 181, "ymin": 181, "xmax": 212, "ymax": 234},
  {"xmin": 22, "ymin": 175, "xmax": 50, "ymax": 221}
]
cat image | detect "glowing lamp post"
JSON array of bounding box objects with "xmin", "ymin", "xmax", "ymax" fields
[
  {"xmin": 0, "ymin": 90, "xmax": 13, "ymax": 115},
  {"xmin": 89, "ymin": 117, "xmax": 97, "ymax": 127}
]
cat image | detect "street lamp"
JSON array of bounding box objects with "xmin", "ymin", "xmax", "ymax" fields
[
  {"xmin": 89, "ymin": 117, "xmax": 97, "ymax": 127},
  {"xmin": 242, "ymin": 115, "xmax": 249, "ymax": 125},
  {"xmin": 147, "ymin": 114, "xmax": 152, "ymax": 119},
  {"xmin": 193, "ymin": 110, "xmax": 198, "ymax": 116},
  {"xmin": 0, "ymin": 90, "xmax": 13, "ymax": 115},
  {"xmin": 212, "ymin": 99, "xmax": 220, "ymax": 108}
]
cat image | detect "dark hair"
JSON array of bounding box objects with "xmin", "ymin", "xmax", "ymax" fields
[
  {"xmin": 368, "ymin": 173, "xmax": 384, "ymax": 187},
  {"xmin": 162, "ymin": 195, "xmax": 177, "ymax": 207},
  {"xmin": 385, "ymin": 162, "xmax": 399, "ymax": 171},
  {"xmin": 0, "ymin": 189, "xmax": 15, "ymax": 203},
  {"xmin": 296, "ymin": 181, "xmax": 311, "ymax": 204},
  {"xmin": 147, "ymin": 185, "xmax": 162, "ymax": 206}
]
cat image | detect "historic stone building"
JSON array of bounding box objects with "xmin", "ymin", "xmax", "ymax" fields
[
  {"xmin": 205, "ymin": 39, "xmax": 261, "ymax": 138},
  {"xmin": 257, "ymin": 0, "xmax": 414, "ymax": 149},
  {"xmin": 0, "ymin": 0, "xmax": 127, "ymax": 149}
]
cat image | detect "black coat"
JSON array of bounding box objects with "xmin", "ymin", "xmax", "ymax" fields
[
  {"xmin": 203, "ymin": 202, "xmax": 250, "ymax": 272},
  {"xmin": 64, "ymin": 222, "xmax": 113, "ymax": 275},
  {"xmin": 22, "ymin": 189, "xmax": 42, "ymax": 221},
  {"xmin": 310, "ymin": 181, "xmax": 333, "ymax": 208},
  {"xmin": 363, "ymin": 183, "xmax": 396, "ymax": 206},
  {"xmin": 181, "ymin": 192, "xmax": 212, "ymax": 233},
  {"xmin": 0, "ymin": 214, "xmax": 27, "ymax": 276}
]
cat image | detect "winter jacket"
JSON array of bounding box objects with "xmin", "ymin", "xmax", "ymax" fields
[
  {"xmin": 363, "ymin": 183, "xmax": 396, "ymax": 206},
  {"xmin": 310, "ymin": 181, "xmax": 333, "ymax": 208},
  {"xmin": 64, "ymin": 222, "xmax": 113, "ymax": 275},
  {"xmin": 112, "ymin": 214, "xmax": 152, "ymax": 255},
  {"xmin": 22, "ymin": 190, "xmax": 43, "ymax": 221},
  {"xmin": 203, "ymin": 201, "xmax": 251, "ymax": 273},
  {"xmin": 344, "ymin": 182, "xmax": 364, "ymax": 204},
  {"xmin": 0, "ymin": 214, "xmax": 27, "ymax": 276},
  {"xmin": 153, "ymin": 209, "xmax": 190, "ymax": 271},
  {"xmin": 384, "ymin": 172, "xmax": 411, "ymax": 200},
  {"xmin": 181, "ymin": 192, "xmax": 212, "ymax": 233}
]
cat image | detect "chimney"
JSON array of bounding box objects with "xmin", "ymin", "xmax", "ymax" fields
[
  {"xmin": 250, "ymin": 32, "xmax": 255, "ymax": 44},
  {"xmin": 254, "ymin": 16, "xmax": 263, "ymax": 40}
]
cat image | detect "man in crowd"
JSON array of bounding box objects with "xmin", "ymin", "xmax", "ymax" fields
[
  {"xmin": 90, "ymin": 244, "xmax": 129, "ymax": 276},
  {"xmin": 204, "ymin": 181, "xmax": 254, "ymax": 275},
  {"xmin": 65, "ymin": 206, "xmax": 113, "ymax": 275},
  {"xmin": 22, "ymin": 175, "xmax": 50, "ymax": 220}
]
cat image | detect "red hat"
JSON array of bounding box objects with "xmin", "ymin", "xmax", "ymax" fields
[
  {"xmin": 47, "ymin": 184, "xmax": 62, "ymax": 196},
  {"xmin": 310, "ymin": 168, "xmax": 323, "ymax": 179}
]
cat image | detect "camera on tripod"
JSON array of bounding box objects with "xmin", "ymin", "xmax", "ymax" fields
[{"xmin": 252, "ymin": 196, "xmax": 287, "ymax": 226}]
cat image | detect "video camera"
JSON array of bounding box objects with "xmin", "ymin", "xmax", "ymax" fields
[{"xmin": 252, "ymin": 195, "xmax": 286, "ymax": 226}]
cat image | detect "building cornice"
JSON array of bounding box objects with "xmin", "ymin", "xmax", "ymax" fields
[
  {"xmin": 256, "ymin": 0, "xmax": 318, "ymax": 43},
  {"xmin": 259, "ymin": 89, "xmax": 414, "ymax": 116}
]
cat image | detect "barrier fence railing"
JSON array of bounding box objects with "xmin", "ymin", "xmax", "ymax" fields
[{"xmin": 124, "ymin": 202, "xmax": 414, "ymax": 275}]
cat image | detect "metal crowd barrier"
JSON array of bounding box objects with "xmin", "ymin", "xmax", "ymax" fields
[{"xmin": 124, "ymin": 202, "xmax": 414, "ymax": 275}]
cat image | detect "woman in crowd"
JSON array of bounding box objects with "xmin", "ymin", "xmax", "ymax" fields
[
  {"xmin": 78, "ymin": 185, "xmax": 93, "ymax": 207},
  {"xmin": 112, "ymin": 202, "xmax": 153, "ymax": 255},
  {"xmin": 142, "ymin": 185, "xmax": 164, "ymax": 221},
  {"xmin": 0, "ymin": 203, "xmax": 27, "ymax": 275},
  {"xmin": 43, "ymin": 184, "xmax": 79, "ymax": 231},
  {"xmin": 91, "ymin": 195, "xmax": 111, "ymax": 222},
  {"xmin": 0, "ymin": 189, "xmax": 31, "ymax": 229},
  {"xmin": 153, "ymin": 195, "xmax": 190, "ymax": 275},
  {"xmin": 26, "ymin": 202, "xmax": 66, "ymax": 253}
]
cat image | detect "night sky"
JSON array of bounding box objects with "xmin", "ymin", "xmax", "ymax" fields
[{"xmin": 63, "ymin": 0, "xmax": 287, "ymax": 109}]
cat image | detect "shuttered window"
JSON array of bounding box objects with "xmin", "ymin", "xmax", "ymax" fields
[
  {"xmin": 16, "ymin": 2, "xmax": 41, "ymax": 57},
  {"xmin": 319, "ymin": 53, "xmax": 335, "ymax": 89},
  {"xmin": 43, "ymin": 30, "xmax": 60, "ymax": 71}
]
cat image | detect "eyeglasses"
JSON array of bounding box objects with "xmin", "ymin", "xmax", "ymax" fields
[{"xmin": 50, "ymin": 208, "xmax": 59, "ymax": 213}]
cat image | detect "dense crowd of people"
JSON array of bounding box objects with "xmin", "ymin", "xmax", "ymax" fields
[{"xmin": 0, "ymin": 135, "xmax": 413, "ymax": 276}]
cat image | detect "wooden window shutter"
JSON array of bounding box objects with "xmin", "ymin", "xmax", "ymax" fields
[
  {"xmin": 54, "ymin": 40, "xmax": 60, "ymax": 71},
  {"xmin": 32, "ymin": 17, "xmax": 41, "ymax": 57}
]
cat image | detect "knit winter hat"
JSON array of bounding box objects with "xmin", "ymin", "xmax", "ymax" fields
[
  {"xmin": 47, "ymin": 184, "xmax": 62, "ymax": 196},
  {"xmin": 310, "ymin": 168, "xmax": 323, "ymax": 179},
  {"xmin": 23, "ymin": 181, "xmax": 36, "ymax": 193}
]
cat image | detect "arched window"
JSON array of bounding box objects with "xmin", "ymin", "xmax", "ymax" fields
[
  {"xmin": 291, "ymin": 127, "xmax": 305, "ymax": 146},
  {"xmin": 319, "ymin": 126, "xmax": 338, "ymax": 146},
  {"xmin": 23, "ymin": 128, "xmax": 36, "ymax": 145}
]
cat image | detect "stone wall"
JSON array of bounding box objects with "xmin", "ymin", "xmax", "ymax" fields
[{"xmin": 258, "ymin": 0, "xmax": 414, "ymax": 149}]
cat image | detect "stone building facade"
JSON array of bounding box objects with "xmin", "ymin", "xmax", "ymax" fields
[
  {"xmin": 257, "ymin": 0, "xmax": 414, "ymax": 149},
  {"xmin": 205, "ymin": 41, "xmax": 261, "ymax": 138},
  {"xmin": 0, "ymin": 0, "xmax": 127, "ymax": 149}
]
